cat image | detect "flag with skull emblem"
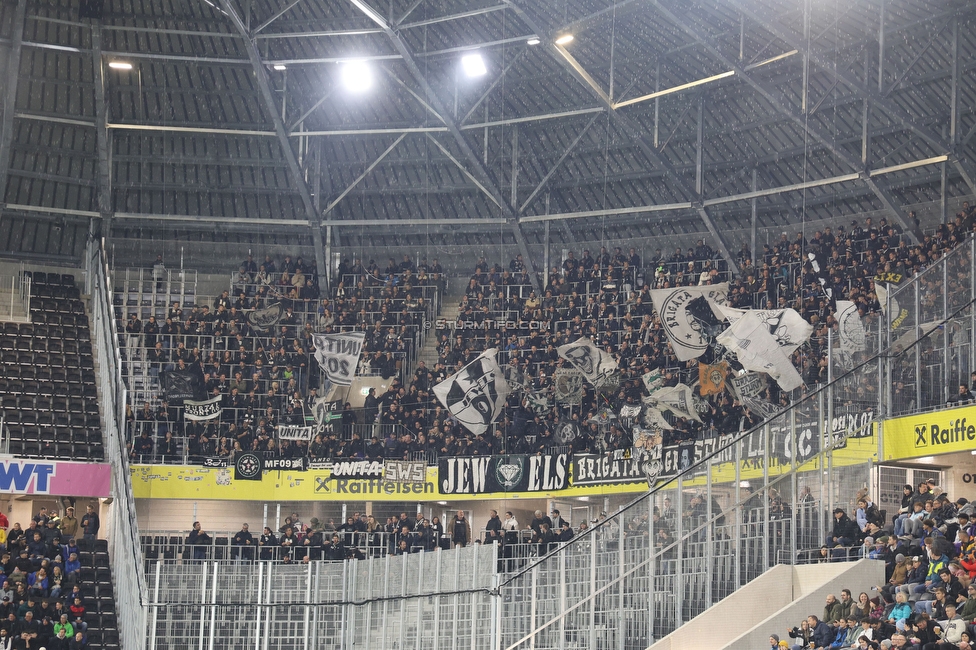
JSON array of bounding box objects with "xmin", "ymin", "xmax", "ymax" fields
[
  {"xmin": 432, "ymin": 348, "xmax": 510, "ymax": 436},
  {"xmin": 557, "ymin": 337, "xmax": 619, "ymax": 388}
]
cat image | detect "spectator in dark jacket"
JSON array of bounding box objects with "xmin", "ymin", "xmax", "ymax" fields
[
  {"xmin": 807, "ymin": 614, "xmax": 834, "ymax": 649},
  {"xmin": 826, "ymin": 509, "xmax": 860, "ymax": 558}
]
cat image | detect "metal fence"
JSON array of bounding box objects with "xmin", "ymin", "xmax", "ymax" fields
[
  {"xmin": 145, "ymin": 543, "xmax": 498, "ymax": 650},
  {"xmin": 885, "ymin": 236, "xmax": 976, "ymax": 416},
  {"xmin": 87, "ymin": 237, "xmax": 149, "ymax": 650},
  {"xmin": 0, "ymin": 270, "xmax": 31, "ymax": 322}
]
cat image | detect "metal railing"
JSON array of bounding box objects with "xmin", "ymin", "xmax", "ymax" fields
[
  {"xmin": 885, "ymin": 235, "xmax": 975, "ymax": 416},
  {"xmin": 87, "ymin": 238, "xmax": 148, "ymax": 650},
  {"xmin": 145, "ymin": 542, "xmax": 499, "ymax": 650},
  {"xmin": 0, "ymin": 271, "xmax": 31, "ymax": 322}
]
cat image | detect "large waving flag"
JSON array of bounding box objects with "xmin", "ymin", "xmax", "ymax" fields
[{"xmin": 433, "ymin": 348, "xmax": 510, "ymax": 436}]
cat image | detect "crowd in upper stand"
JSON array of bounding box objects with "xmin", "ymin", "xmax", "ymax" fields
[{"xmin": 125, "ymin": 207, "xmax": 976, "ymax": 465}]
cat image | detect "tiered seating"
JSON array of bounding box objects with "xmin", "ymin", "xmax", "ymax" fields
[
  {"xmin": 0, "ymin": 272, "xmax": 103, "ymax": 460},
  {"xmin": 76, "ymin": 539, "xmax": 121, "ymax": 650}
]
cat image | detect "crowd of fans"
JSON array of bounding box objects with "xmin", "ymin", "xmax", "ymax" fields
[
  {"xmin": 181, "ymin": 508, "xmax": 592, "ymax": 566},
  {"xmin": 0, "ymin": 506, "xmax": 103, "ymax": 649},
  {"xmin": 775, "ymin": 479, "xmax": 976, "ymax": 649},
  {"xmin": 123, "ymin": 208, "xmax": 976, "ymax": 464}
]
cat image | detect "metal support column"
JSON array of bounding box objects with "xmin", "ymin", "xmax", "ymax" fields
[
  {"xmin": 674, "ymin": 474, "xmax": 684, "ymax": 628},
  {"xmin": 0, "ymin": 0, "xmax": 26, "ymax": 214},
  {"xmin": 695, "ymin": 94, "xmax": 704, "ymax": 196},
  {"xmin": 950, "ymin": 21, "xmax": 959, "ymax": 146},
  {"xmin": 510, "ymin": 126, "xmax": 519, "ymax": 211},
  {"xmin": 877, "ymin": 0, "xmax": 885, "ymax": 93},
  {"xmin": 91, "ymin": 25, "xmax": 114, "ymax": 236},
  {"xmin": 750, "ymin": 169, "xmax": 757, "ymax": 268}
]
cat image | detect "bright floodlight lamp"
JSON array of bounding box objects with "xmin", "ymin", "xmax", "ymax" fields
[
  {"xmin": 554, "ymin": 34, "xmax": 574, "ymax": 45},
  {"xmin": 526, "ymin": 37, "xmax": 541, "ymax": 45},
  {"xmin": 273, "ymin": 64, "xmax": 287, "ymax": 71},
  {"xmin": 108, "ymin": 61, "xmax": 133, "ymax": 70},
  {"xmin": 461, "ymin": 52, "xmax": 487, "ymax": 78},
  {"xmin": 341, "ymin": 60, "xmax": 372, "ymax": 93}
]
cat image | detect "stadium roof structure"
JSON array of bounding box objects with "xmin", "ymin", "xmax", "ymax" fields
[{"xmin": 1, "ymin": 0, "xmax": 975, "ymax": 275}]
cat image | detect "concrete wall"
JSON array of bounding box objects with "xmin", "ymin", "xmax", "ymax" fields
[
  {"xmin": 727, "ymin": 560, "xmax": 885, "ymax": 650},
  {"xmin": 648, "ymin": 560, "xmax": 885, "ymax": 650}
]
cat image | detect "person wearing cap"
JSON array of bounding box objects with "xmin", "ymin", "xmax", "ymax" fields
[
  {"xmin": 827, "ymin": 508, "xmax": 860, "ymax": 558},
  {"xmin": 958, "ymin": 583, "xmax": 976, "ymax": 622},
  {"xmin": 768, "ymin": 634, "xmax": 780, "ymax": 649},
  {"xmin": 231, "ymin": 524, "xmax": 253, "ymax": 561},
  {"xmin": 323, "ymin": 534, "xmax": 345, "ymax": 562}
]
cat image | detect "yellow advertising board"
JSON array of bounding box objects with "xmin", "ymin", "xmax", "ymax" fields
[
  {"xmin": 130, "ymin": 464, "xmax": 650, "ymax": 502},
  {"xmin": 882, "ymin": 403, "xmax": 976, "ymax": 461}
]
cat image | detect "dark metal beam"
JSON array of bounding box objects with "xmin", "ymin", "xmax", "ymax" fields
[
  {"xmin": 648, "ymin": 0, "xmax": 924, "ymax": 245},
  {"xmin": 346, "ymin": 0, "xmax": 541, "ymax": 293},
  {"xmin": 728, "ymin": 0, "xmax": 976, "ymax": 199},
  {"xmin": 503, "ymin": 0, "xmax": 740, "ymax": 275},
  {"xmin": 519, "ymin": 113, "xmax": 601, "ymax": 214},
  {"xmin": 218, "ymin": 0, "xmax": 327, "ymax": 280},
  {"xmin": 0, "ymin": 0, "xmax": 26, "ymax": 215},
  {"xmin": 90, "ymin": 24, "xmax": 113, "ymax": 235}
]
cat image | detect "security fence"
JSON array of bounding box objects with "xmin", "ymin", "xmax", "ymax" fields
[{"xmin": 145, "ymin": 543, "xmax": 498, "ymax": 650}]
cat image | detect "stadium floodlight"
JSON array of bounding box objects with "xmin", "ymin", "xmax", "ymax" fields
[
  {"xmin": 461, "ymin": 52, "xmax": 487, "ymax": 78},
  {"xmin": 273, "ymin": 64, "xmax": 287, "ymax": 71},
  {"xmin": 526, "ymin": 37, "xmax": 541, "ymax": 45},
  {"xmin": 341, "ymin": 60, "xmax": 372, "ymax": 93},
  {"xmin": 108, "ymin": 61, "xmax": 133, "ymax": 70},
  {"xmin": 554, "ymin": 34, "xmax": 574, "ymax": 45}
]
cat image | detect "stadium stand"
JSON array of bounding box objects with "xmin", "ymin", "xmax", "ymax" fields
[
  {"xmin": 0, "ymin": 272, "xmax": 102, "ymax": 460},
  {"xmin": 120, "ymin": 212, "xmax": 975, "ymax": 466}
]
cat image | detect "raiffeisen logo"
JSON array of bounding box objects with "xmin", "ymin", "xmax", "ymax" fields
[{"xmin": 913, "ymin": 417, "xmax": 976, "ymax": 448}]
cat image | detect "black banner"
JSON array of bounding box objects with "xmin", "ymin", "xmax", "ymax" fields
[
  {"xmin": 160, "ymin": 368, "xmax": 206, "ymax": 405},
  {"xmin": 234, "ymin": 452, "xmax": 263, "ymax": 481},
  {"xmin": 233, "ymin": 453, "xmax": 309, "ymax": 480},
  {"xmin": 438, "ymin": 453, "xmax": 569, "ymax": 495}
]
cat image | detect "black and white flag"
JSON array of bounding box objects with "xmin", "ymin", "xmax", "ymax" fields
[
  {"xmin": 553, "ymin": 368, "xmax": 584, "ymax": 404},
  {"xmin": 183, "ymin": 395, "xmax": 223, "ymax": 421},
  {"xmin": 729, "ymin": 372, "xmax": 767, "ymax": 401},
  {"xmin": 717, "ymin": 306, "xmax": 813, "ymax": 354},
  {"xmin": 717, "ymin": 314, "xmax": 804, "ymax": 392},
  {"xmin": 432, "ymin": 348, "xmax": 510, "ymax": 436},
  {"xmin": 160, "ymin": 368, "xmax": 206, "ymax": 405},
  {"xmin": 557, "ymin": 337, "xmax": 619, "ymax": 387},
  {"xmin": 312, "ymin": 332, "xmax": 366, "ymax": 386},
  {"xmin": 644, "ymin": 383, "xmax": 702, "ymax": 423},
  {"xmin": 245, "ymin": 303, "xmax": 284, "ymax": 332},
  {"xmin": 835, "ymin": 300, "xmax": 867, "ymax": 355},
  {"xmin": 649, "ymin": 283, "xmax": 729, "ymax": 361}
]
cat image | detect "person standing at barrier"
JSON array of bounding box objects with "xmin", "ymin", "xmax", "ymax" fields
[
  {"xmin": 450, "ymin": 511, "xmax": 470, "ymax": 548},
  {"xmin": 187, "ymin": 522, "xmax": 211, "ymax": 561},
  {"xmin": 231, "ymin": 524, "xmax": 254, "ymax": 560},
  {"xmin": 258, "ymin": 527, "xmax": 278, "ymax": 561},
  {"xmin": 80, "ymin": 506, "xmax": 98, "ymax": 544},
  {"xmin": 484, "ymin": 510, "xmax": 503, "ymax": 546}
]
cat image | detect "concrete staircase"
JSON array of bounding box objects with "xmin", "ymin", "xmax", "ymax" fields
[
  {"xmin": 647, "ymin": 560, "xmax": 885, "ymax": 650},
  {"xmin": 0, "ymin": 286, "xmax": 30, "ymax": 323},
  {"xmin": 416, "ymin": 281, "xmax": 467, "ymax": 368}
]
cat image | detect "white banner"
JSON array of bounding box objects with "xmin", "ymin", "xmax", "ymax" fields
[
  {"xmin": 717, "ymin": 305, "xmax": 813, "ymax": 354},
  {"xmin": 432, "ymin": 348, "xmax": 511, "ymax": 436},
  {"xmin": 312, "ymin": 332, "xmax": 366, "ymax": 386},
  {"xmin": 183, "ymin": 395, "xmax": 223, "ymax": 421},
  {"xmin": 644, "ymin": 383, "xmax": 702, "ymax": 423},
  {"xmin": 835, "ymin": 300, "xmax": 867, "ymax": 354},
  {"xmin": 276, "ymin": 425, "xmax": 315, "ymax": 441},
  {"xmin": 717, "ymin": 314, "xmax": 804, "ymax": 392},
  {"xmin": 649, "ymin": 283, "xmax": 729, "ymax": 361},
  {"xmin": 729, "ymin": 372, "xmax": 767, "ymax": 400},
  {"xmin": 557, "ymin": 337, "xmax": 619, "ymax": 386}
]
